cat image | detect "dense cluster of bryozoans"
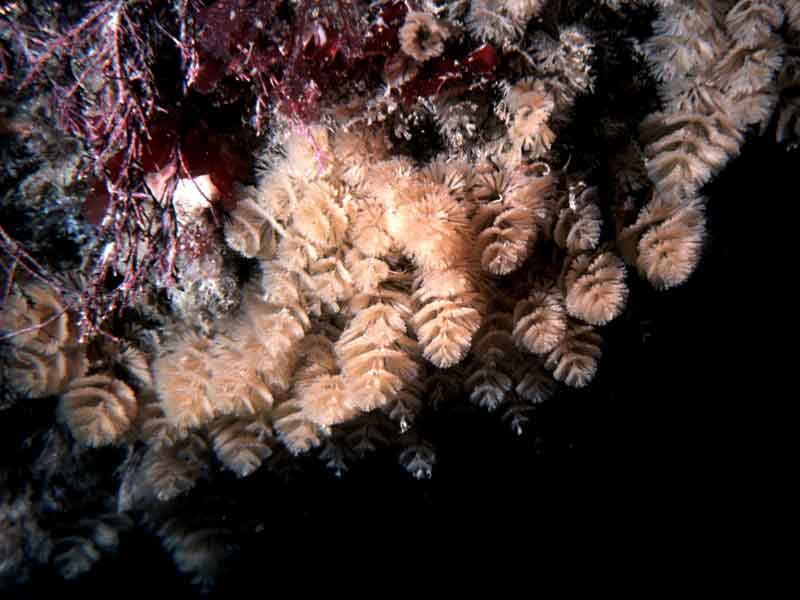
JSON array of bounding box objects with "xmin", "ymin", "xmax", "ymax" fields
[
  {"xmin": 153, "ymin": 111, "xmax": 629, "ymax": 461},
  {"xmin": 2, "ymin": 0, "xmax": 797, "ymax": 591}
]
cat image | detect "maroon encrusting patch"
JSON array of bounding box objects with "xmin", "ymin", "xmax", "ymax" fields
[
  {"xmin": 400, "ymin": 43, "xmax": 498, "ymax": 105},
  {"xmin": 82, "ymin": 177, "xmax": 111, "ymax": 226},
  {"xmin": 464, "ymin": 44, "xmax": 499, "ymax": 75}
]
